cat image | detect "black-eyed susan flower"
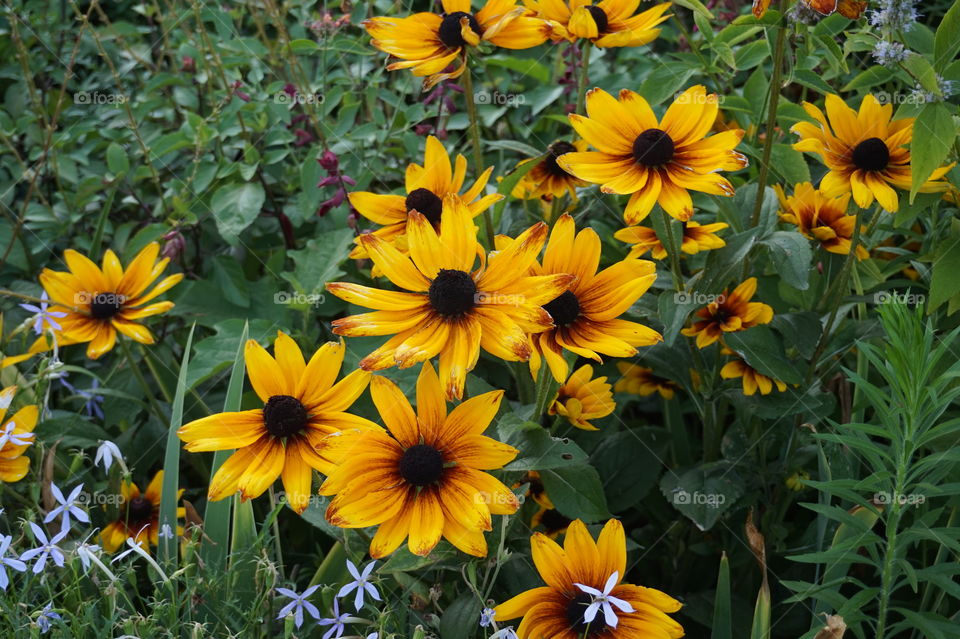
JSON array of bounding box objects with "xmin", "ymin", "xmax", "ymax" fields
[
  {"xmin": 522, "ymin": 214, "xmax": 660, "ymax": 383},
  {"xmin": 531, "ymin": 505, "xmax": 572, "ymax": 539},
  {"xmin": 753, "ymin": 0, "xmax": 866, "ymax": 19},
  {"xmin": 785, "ymin": 470, "xmax": 810, "ymax": 491},
  {"xmin": 327, "ymin": 195, "xmax": 573, "ymax": 400},
  {"xmin": 516, "ymin": 471, "xmax": 554, "ymax": 509},
  {"xmin": 100, "ymin": 471, "xmax": 183, "ymax": 552},
  {"xmin": 0, "ymin": 386, "xmax": 37, "ymax": 484},
  {"xmin": 177, "ymin": 333, "xmax": 375, "ymax": 513},
  {"xmin": 548, "ymin": 364, "xmax": 615, "ymax": 430},
  {"xmin": 526, "ymin": 0, "xmax": 672, "ymax": 47},
  {"xmin": 320, "ymin": 362, "xmax": 520, "ymax": 558},
  {"xmin": 681, "ymin": 278, "xmax": 773, "ymax": 348},
  {"xmin": 614, "ymin": 219, "xmax": 727, "ymax": 259},
  {"xmin": 493, "ymin": 518, "xmax": 684, "ymax": 639},
  {"xmin": 720, "ymin": 350, "xmax": 786, "ymax": 395},
  {"xmin": 363, "ymin": 1, "xmax": 549, "ymax": 88},
  {"xmin": 614, "ymin": 362, "xmax": 678, "ymax": 399},
  {"xmin": 510, "ymin": 140, "xmax": 590, "ymax": 204},
  {"xmin": 559, "ymin": 86, "xmax": 748, "ymax": 224},
  {"xmin": 37, "ymin": 243, "xmax": 183, "ymax": 359},
  {"xmin": 775, "ymin": 182, "xmax": 868, "ymax": 259},
  {"xmin": 348, "ymin": 135, "xmax": 502, "ymax": 267},
  {"xmin": 792, "ymin": 93, "xmax": 954, "ymax": 212}
]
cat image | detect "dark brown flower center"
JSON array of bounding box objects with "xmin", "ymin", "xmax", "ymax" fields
[
  {"xmin": 566, "ymin": 591, "xmax": 600, "ymax": 635},
  {"xmin": 586, "ymin": 5, "xmax": 609, "ymax": 33},
  {"xmin": 263, "ymin": 395, "xmax": 308, "ymax": 438},
  {"xmin": 127, "ymin": 496, "xmax": 153, "ymax": 524},
  {"xmin": 429, "ymin": 269, "xmax": 477, "ymax": 317},
  {"xmin": 851, "ymin": 137, "xmax": 889, "ymax": 172},
  {"xmin": 539, "ymin": 508, "xmax": 571, "ymax": 532},
  {"xmin": 399, "ymin": 444, "xmax": 444, "ymax": 486},
  {"xmin": 90, "ymin": 292, "xmax": 124, "ymax": 319},
  {"xmin": 543, "ymin": 290, "xmax": 581, "ymax": 327},
  {"xmin": 544, "ymin": 141, "xmax": 578, "ymax": 177},
  {"xmin": 406, "ymin": 188, "xmax": 443, "ymax": 226},
  {"xmin": 438, "ymin": 11, "xmax": 481, "ymax": 48},
  {"xmin": 633, "ymin": 128, "xmax": 675, "ymax": 167}
]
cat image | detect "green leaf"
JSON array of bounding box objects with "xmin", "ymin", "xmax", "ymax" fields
[
  {"xmin": 724, "ymin": 325, "xmax": 804, "ymax": 385},
  {"xmin": 903, "ymin": 53, "xmax": 941, "ymax": 96},
  {"xmin": 106, "ymin": 142, "xmax": 129, "ymax": 176},
  {"xmin": 287, "ymin": 38, "xmax": 319, "ymax": 54},
  {"xmin": 711, "ymin": 552, "xmax": 732, "ymax": 639},
  {"xmin": 159, "ymin": 323, "xmax": 195, "ymax": 567},
  {"xmin": 281, "ymin": 228, "xmax": 355, "ymax": 296},
  {"xmin": 440, "ymin": 593, "xmax": 483, "ymax": 639},
  {"xmin": 842, "ymin": 65, "xmax": 894, "ymax": 92},
  {"xmin": 750, "ymin": 581, "xmax": 771, "ymax": 639},
  {"xmin": 499, "ymin": 414, "xmax": 589, "ymax": 471},
  {"xmin": 539, "ymin": 464, "xmax": 611, "ymax": 522},
  {"xmin": 491, "ymin": 154, "xmax": 543, "ymax": 230},
  {"xmin": 935, "ymin": 0, "xmax": 960, "ymax": 70},
  {"xmin": 660, "ymin": 461, "xmax": 744, "ymax": 531},
  {"xmin": 380, "ymin": 544, "xmax": 460, "ymax": 573},
  {"xmin": 769, "ymin": 144, "xmax": 810, "ymax": 184},
  {"xmin": 484, "ymin": 55, "xmax": 549, "ymax": 83},
  {"xmin": 672, "ymin": 0, "xmax": 714, "ymax": 18},
  {"xmin": 928, "ymin": 219, "xmax": 960, "ymax": 313},
  {"xmin": 186, "ymin": 319, "xmax": 274, "ymax": 390},
  {"xmin": 658, "ymin": 289, "xmax": 693, "ymax": 347},
  {"xmin": 638, "ymin": 63, "xmax": 698, "ymax": 105},
  {"xmin": 592, "ymin": 429, "xmax": 666, "ymax": 512},
  {"xmin": 210, "ymin": 182, "xmax": 265, "ymax": 245},
  {"xmin": 910, "ymin": 102, "xmax": 955, "ymax": 200},
  {"xmin": 758, "ymin": 231, "xmax": 812, "ymax": 290}
]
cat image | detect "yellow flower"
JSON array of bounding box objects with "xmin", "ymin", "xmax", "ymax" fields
[
  {"xmin": 0, "ymin": 386, "xmax": 37, "ymax": 484},
  {"xmin": 753, "ymin": 0, "xmax": 866, "ymax": 20},
  {"xmin": 525, "ymin": 0, "xmax": 672, "ymax": 47},
  {"xmin": 613, "ymin": 219, "xmax": 727, "ymax": 259},
  {"xmin": 614, "ymin": 362, "xmax": 678, "ymax": 399},
  {"xmin": 100, "ymin": 471, "xmax": 184, "ymax": 552},
  {"xmin": 720, "ymin": 350, "xmax": 787, "ymax": 395},
  {"xmin": 775, "ymin": 182, "xmax": 868, "ymax": 259},
  {"xmin": 785, "ymin": 470, "xmax": 810, "ymax": 491},
  {"xmin": 510, "ymin": 140, "xmax": 590, "ymax": 204},
  {"xmin": 531, "ymin": 505, "xmax": 571, "ymax": 539},
  {"xmin": 37, "ymin": 243, "xmax": 183, "ymax": 359},
  {"xmin": 364, "ymin": 0, "xmax": 549, "ymax": 88},
  {"xmin": 559, "ymin": 86, "xmax": 748, "ymax": 224},
  {"xmin": 348, "ymin": 135, "xmax": 502, "ymax": 267},
  {"xmin": 177, "ymin": 332, "xmax": 375, "ymax": 514},
  {"xmin": 327, "ymin": 195, "xmax": 573, "ymax": 400},
  {"xmin": 681, "ymin": 277, "xmax": 774, "ymax": 348},
  {"xmin": 320, "ymin": 362, "xmax": 520, "ymax": 558},
  {"xmin": 791, "ymin": 93, "xmax": 954, "ymax": 212},
  {"xmin": 525, "ymin": 214, "xmax": 661, "ymax": 383},
  {"xmin": 493, "ymin": 519, "xmax": 684, "ymax": 639},
  {"xmin": 515, "ymin": 471, "xmax": 555, "ymax": 509},
  {"xmin": 548, "ymin": 364, "xmax": 615, "ymax": 430}
]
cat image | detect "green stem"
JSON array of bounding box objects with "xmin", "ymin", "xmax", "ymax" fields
[
  {"xmin": 575, "ymin": 41, "xmax": 590, "ymax": 115},
  {"xmin": 532, "ymin": 365, "xmax": 557, "ymax": 419},
  {"xmin": 659, "ymin": 211, "xmax": 684, "ymax": 291},
  {"xmin": 461, "ymin": 65, "xmax": 495, "ymax": 247},
  {"xmin": 119, "ymin": 337, "xmax": 166, "ymax": 423}
]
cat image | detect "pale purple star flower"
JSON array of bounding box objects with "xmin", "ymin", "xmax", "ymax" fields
[{"xmin": 337, "ymin": 559, "xmax": 380, "ymax": 611}]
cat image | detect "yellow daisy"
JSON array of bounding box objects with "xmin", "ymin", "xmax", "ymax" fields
[
  {"xmin": 525, "ymin": 0, "xmax": 672, "ymax": 47},
  {"xmin": 0, "ymin": 386, "xmax": 37, "ymax": 484},
  {"xmin": 680, "ymin": 277, "xmax": 774, "ymax": 348},
  {"xmin": 791, "ymin": 93, "xmax": 954, "ymax": 212},
  {"xmin": 177, "ymin": 332, "xmax": 375, "ymax": 513},
  {"xmin": 549, "ymin": 364, "xmax": 615, "ymax": 430},
  {"xmin": 510, "ymin": 140, "xmax": 590, "ymax": 204},
  {"xmin": 37, "ymin": 243, "xmax": 183, "ymax": 359},
  {"xmin": 516, "ymin": 470, "xmax": 555, "ymax": 509},
  {"xmin": 614, "ymin": 219, "xmax": 727, "ymax": 259},
  {"xmin": 559, "ymin": 85, "xmax": 748, "ymax": 224},
  {"xmin": 614, "ymin": 362, "xmax": 678, "ymax": 399},
  {"xmin": 327, "ymin": 195, "xmax": 573, "ymax": 400},
  {"xmin": 320, "ymin": 362, "xmax": 520, "ymax": 558},
  {"xmin": 775, "ymin": 182, "xmax": 868, "ymax": 259},
  {"xmin": 100, "ymin": 471, "xmax": 184, "ymax": 552},
  {"xmin": 364, "ymin": 0, "xmax": 549, "ymax": 88},
  {"xmin": 348, "ymin": 135, "xmax": 502, "ymax": 266},
  {"xmin": 720, "ymin": 350, "xmax": 787, "ymax": 396},
  {"xmin": 493, "ymin": 518, "xmax": 684, "ymax": 639},
  {"xmin": 531, "ymin": 505, "xmax": 572, "ymax": 539},
  {"xmin": 524, "ymin": 214, "xmax": 661, "ymax": 383}
]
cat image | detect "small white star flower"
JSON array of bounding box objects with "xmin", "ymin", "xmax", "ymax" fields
[
  {"xmin": 337, "ymin": 559, "xmax": 381, "ymax": 611},
  {"xmin": 574, "ymin": 571, "xmax": 635, "ymax": 629},
  {"xmin": 43, "ymin": 483, "xmax": 90, "ymax": 534},
  {"xmin": 94, "ymin": 440, "xmax": 123, "ymax": 472}
]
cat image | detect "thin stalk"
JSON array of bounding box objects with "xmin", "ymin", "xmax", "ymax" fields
[
  {"xmin": 575, "ymin": 41, "xmax": 590, "ymax": 115},
  {"xmin": 119, "ymin": 337, "xmax": 166, "ymax": 423},
  {"xmin": 461, "ymin": 64, "xmax": 495, "ymax": 247},
  {"xmin": 532, "ymin": 365, "xmax": 557, "ymax": 419}
]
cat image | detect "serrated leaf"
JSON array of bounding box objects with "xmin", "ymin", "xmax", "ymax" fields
[{"xmin": 210, "ymin": 182, "xmax": 265, "ymax": 245}]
